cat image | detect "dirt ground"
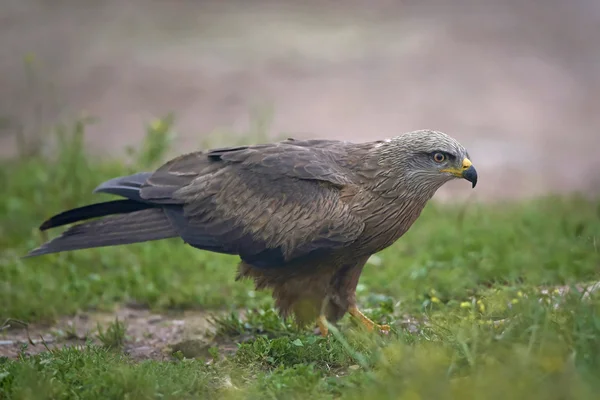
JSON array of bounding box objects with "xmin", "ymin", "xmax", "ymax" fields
[
  {"xmin": 0, "ymin": 306, "xmax": 225, "ymax": 361},
  {"xmin": 2, "ymin": 0, "xmax": 600, "ymax": 360}
]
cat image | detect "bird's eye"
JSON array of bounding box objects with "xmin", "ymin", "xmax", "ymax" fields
[{"xmin": 432, "ymin": 152, "xmax": 446, "ymax": 163}]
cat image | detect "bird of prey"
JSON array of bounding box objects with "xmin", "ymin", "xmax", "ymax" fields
[{"xmin": 27, "ymin": 129, "xmax": 477, "ymax": 336}]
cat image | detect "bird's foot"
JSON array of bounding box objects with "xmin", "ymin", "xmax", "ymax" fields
[
  {"xmin": 317, "ymin": 315, "xmax": 329, "ymax": 337},
  {"xmin": 348, "ymin": 306, "xmax": 390, "ymax": 334}
]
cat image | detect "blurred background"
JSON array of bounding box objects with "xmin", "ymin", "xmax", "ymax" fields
[{"xmin": 1, "ymin": 0, "xmax": 599, "ymax": 201}]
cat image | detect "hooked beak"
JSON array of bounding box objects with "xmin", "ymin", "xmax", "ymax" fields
[{"xmin": 441, "ymin": 158, "xmax": 478, "ymax": 188}]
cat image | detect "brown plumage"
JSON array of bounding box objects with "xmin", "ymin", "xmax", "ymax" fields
[{"xmin": 26, "ymin": 129, "xmax": 477, "ymax": 335}]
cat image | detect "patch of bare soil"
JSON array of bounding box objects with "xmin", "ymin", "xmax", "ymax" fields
[{"xmin": 0, "ymin": 306, "xmax": 227, "ymax": 361}]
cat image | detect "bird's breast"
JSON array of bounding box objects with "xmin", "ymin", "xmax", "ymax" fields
[{"xmin": 352, "ymin": 194, "xmax": 427, "ymax": 254}]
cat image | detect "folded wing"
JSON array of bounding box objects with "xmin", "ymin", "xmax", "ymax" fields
[{"xmin": 141, "ymin": 140, "xmax": 365, "ymax": 268}]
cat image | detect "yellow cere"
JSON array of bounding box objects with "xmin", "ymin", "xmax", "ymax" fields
[{"xmin": 441, "ymin": 157, "xmax": 473, "ymax": 176}]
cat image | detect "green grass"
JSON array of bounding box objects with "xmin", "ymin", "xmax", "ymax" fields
[{"xmin": 1, "ymin": 118, "xmax": 600, "ymax": 399}]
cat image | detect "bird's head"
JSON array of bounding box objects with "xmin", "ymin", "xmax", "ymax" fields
[{"xmin": 380, "ymin": 129, "xmax": 478, "ymax": 193}]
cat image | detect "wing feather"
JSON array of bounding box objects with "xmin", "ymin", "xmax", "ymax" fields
[{"xmin": 140, "ymin": 140, "xmax": 365, "ymax": 268}]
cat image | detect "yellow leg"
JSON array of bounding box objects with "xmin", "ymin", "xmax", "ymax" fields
[
  {"xmin": 348, "ymin": 305, "xmax": 390, "ymax": 334},
  {"xmin": 316, "ymin": 295, "xmax": 331, "ymax": 337},
  {"xmin": 317, "ymin": 315, "xmax": 329, "ymax": 337}
]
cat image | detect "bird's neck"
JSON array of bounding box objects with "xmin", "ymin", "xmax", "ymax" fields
[
  {"xmin": 346, "ymin": 141, "xmax": 444, "ymax": 205},
  {"xmin": 367, "ymin": 168, "xmax": 441, "ymax": 205}
]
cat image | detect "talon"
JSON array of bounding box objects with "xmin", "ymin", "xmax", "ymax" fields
[
  {"xmin": 349, "ymin": 306, "xmax": 390, "ymax": 335},
  {"xmin": 378, "ymin": 324, "xmax": 391, "ymax": 335}
]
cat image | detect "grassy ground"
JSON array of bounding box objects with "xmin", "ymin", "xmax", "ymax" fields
[{"xmin": 1, "ymin": 119, "xmax": 600, "ymax": 399}]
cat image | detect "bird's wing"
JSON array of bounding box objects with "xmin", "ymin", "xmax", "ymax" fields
[{"xmin": 140, "ymin": 141, "xmax": 365, "ymax": 268}]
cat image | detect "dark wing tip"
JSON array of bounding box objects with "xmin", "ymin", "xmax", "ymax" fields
[
  {"xmin": 37, "ymin": 200, "xmax": 151, "ymax": 232},
  {"xmin": 39, "ymin": 219, "xmax": 54, "ymax": 231},
  {"xmin": 38, "ymin": 213, "xmax": 69, "ymax": 231}
]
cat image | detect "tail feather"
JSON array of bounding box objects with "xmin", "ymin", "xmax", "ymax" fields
[
  {"xmin": 39, "ymin": 200, "xmax": 151, "ymax": 231},
  {"xmin": 26, "ymin": 208, "xmax": 179, "ymax": 257}
]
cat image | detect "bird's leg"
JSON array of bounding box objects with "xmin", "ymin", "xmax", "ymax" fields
[
  {"xmin": 316, "ymin": 296, "xmax": 331, "ymax": 337},
  {"xmin": 348, "ymin": 305, "xmax": 390, "ymax": 334},
  {"xmin": 317, "ymin": 315, "xmax": 329, "ymax": 337}
]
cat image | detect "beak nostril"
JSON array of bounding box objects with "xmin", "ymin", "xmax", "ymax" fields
[{"xmin": 461, "ymin": 158, "xmax": 473, "ymax": 170}]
